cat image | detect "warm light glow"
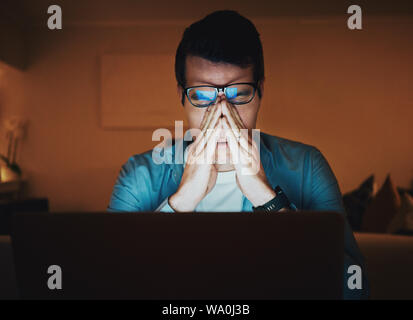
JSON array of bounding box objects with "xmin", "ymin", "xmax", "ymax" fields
[{"xmin": 0, "ymin": 166, "xmax": 19, "ymax": 182}]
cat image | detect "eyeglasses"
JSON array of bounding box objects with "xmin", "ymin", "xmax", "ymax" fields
[{"xmin": 184, "ymin": 82, "xmax": 257, "ymax": 108}]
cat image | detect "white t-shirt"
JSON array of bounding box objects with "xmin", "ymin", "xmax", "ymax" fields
[
  {"xmin": 159, "ymin": 169, "xmax": 244, "ymax": 212},
  {"xmin": 158, "ymin": 147, "xmax": 244, "ymax": 212}
]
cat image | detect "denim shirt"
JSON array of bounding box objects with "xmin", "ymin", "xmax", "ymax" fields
[{"xmin": 107, "ymin": 132, "xmax": 369, "ymax": 299}]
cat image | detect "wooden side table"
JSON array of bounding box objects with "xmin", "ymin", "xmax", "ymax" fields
[{"xmin": 0, "ymin": 180, "xmax": 26, "ymax": 200}]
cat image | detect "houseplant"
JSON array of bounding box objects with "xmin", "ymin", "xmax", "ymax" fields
[{"xmin": 0, "ymin": 117, "xmax": 25, "ymax": 182}]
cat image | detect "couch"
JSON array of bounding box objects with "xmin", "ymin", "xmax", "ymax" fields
[
  {"xmin": 1, "ymin": 233, "xmax": 413, "ymax": 299},
  {"xmin": 354, "ymin": 232, "xmax": 413, "ymax": 299}
]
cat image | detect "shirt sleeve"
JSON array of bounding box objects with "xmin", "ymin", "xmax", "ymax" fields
[
  {"xmin": 107, "ymin": 157, "xmax": 142, "ymax": 212},
  {"xmin": 309, "ymin": 148, "xmax": 370, "ymax": 300},
  {"xmin": 156, "ymin": 197, "xmax": 175, "ymax": 213}
]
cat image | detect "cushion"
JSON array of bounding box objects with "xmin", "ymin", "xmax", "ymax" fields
[
  {"xmin": 387, "ymin": 192, "xmax": 413, "ymax": 234},
  {"xmin": 398, "ymin": 187, "xmax": 413, "ymax": 197},
  {"xmin": 342, "ymin": 175, "xmax": 375, "ymax": 231},
  {"xmin": 362, "ymin": 175, "xmax": 401, "ymax": 233}
]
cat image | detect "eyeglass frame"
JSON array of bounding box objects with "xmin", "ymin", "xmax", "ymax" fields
[{"xmin": 183, "ymin": 82, "xmax": 258, "ymax": 108}]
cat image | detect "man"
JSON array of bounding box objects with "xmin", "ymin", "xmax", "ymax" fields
[{"xmin": 107, "ymin": 10, "xmax": 368, "ymax": 299}]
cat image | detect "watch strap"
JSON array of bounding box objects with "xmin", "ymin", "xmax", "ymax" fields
[{"xmin": 253, "ymin": 186, "xmax": 292, "ymax": 212}]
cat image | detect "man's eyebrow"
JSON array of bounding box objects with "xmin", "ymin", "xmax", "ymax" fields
[{"xmin": 189, "ymin": 80, "xmax": 250, "ymax": 87}]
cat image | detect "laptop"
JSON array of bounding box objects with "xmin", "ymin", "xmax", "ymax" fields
[{"xmin": 11, "ymin": 211, "xmax": 344, "ymax": 299}]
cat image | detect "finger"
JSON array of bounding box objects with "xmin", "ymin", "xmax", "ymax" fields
[
  {"xmin": 193, "ymin": 104, "xmax": 221, "ymax": 149},
  {"xmin": 239, "ymin": 146, "xmax": 255, "ymax": 166},
  {"xmin": 223, "ymin": 101, "xmax": 253, "ymax": 149},
  {"xmin": 226, "ymin": 138, "xmax": 251, "ymax": 168},
  {"xmin": 198, "ymin": 100, "xmax": 220, "ymax": 140},
  {"xmin": 228, "ymin": 104, "xmax": 246, "ymax": 129},
  {"xmin": 204, "ymin": 126, "xmax": 220, "ymax": 164},
  {"xmin": 225, "ymin": 100, "xmax": 246, "ymax": 129},
  {"xmin": 221, "ymin": 116, "xmax": 247, "ymax": 151},
  {"xmin": 221, "ymin": 102, "xmax": 241, "ymax": 134},
  {"xmin": 222, "ymin": 117, "xmax": 259, "ymax": 165},
  {"xmin": 198, "ymin": 110, "xmax": 211, "ymax": 133},
  {"xmin": 226, "ymin": 103, "xmax": 251, "ymax": 148},
  {"xmin": 200, "ymin": 105, "xmax": 215, "ymax": 131},
  {"xmin": 222, "ymin": 118, "xmax": 242, "ymax": 167},
  {"xmin": 249, "ymin": 131, "xmax": 260, "ymax": 153},
  {"xmin": 222, "ymin": 103, "xmax": 246, "ymax": 146},
  {"xmin": 194, "ymin": 111, "xmax": 221, "ymax": 152},
  {"xmin": 195, "ymin": 119, "xmax": 220, "ymax": 156},
  {"xmin": 221, "ymin": 112, "xmax": 250, "ymax": 152},
  {"xmin": 197, "ymin": 104, "xmax": 221, "ymax": 145},
  {"xmin": 203, "ymin": 103, "xmax": 222, "ymax": 141},
  {"xmin": 193, "ymin": 125, "xmax": 220, "ymax": 165},
  {"xmin": 193, "ymin": 129, "xmax": 209, "ymax": 156},
  {"xmin": 202, "ymin": 98, "xmax": 223, "ymax": 131}
]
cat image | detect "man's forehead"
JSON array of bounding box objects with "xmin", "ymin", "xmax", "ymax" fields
[{"xmin": 185, "ymin": 55, "xmax": 253, "ymax": 86}]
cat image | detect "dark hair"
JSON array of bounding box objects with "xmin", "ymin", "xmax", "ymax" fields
[{"xmin": 175, "ymin": 10, "xmax": 264, "ymax": 104}]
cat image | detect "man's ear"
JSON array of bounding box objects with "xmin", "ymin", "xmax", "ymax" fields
[
  {"xmin": 177, "ymin": 85, "xmax": 185, "ymax": 106},
  {"xmin": 258, "ymin": 80, "xmax": 264, "ymax": 99}
]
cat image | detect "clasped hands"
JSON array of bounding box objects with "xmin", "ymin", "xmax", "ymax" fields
[{"xmin": 169, "ymin": 97, "xmax": 276, "ymax": 212}]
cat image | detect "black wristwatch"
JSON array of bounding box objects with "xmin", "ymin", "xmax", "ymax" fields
[{"xmin": 253, "ymin": 186, "xmax": 294, "ymax": 212}]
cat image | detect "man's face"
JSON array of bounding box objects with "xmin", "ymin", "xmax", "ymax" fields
[{"xmin": 181, "ymin": 55, "xmax": 262, "ymax": 168}]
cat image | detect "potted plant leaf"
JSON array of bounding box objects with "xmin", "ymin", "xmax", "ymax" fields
[{"xmin": 0, "ymin": 117, "xmax": 25, "ymax": 182}]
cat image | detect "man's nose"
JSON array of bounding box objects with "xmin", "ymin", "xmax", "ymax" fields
[
  {"xmin": 214, "ymin": 92, "xmax": 225, "ymax": 105},
  {"xmin": 216, "ymin": 91, "xmax": 227, "ymax": 102}
]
